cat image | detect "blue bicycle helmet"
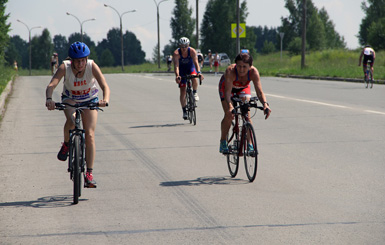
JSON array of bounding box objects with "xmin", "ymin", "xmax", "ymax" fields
[{"xmin": 68, "ymin": 41, "xmax": 90, "ymax": 59}]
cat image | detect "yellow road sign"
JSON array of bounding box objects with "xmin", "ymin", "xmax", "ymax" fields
[{"xmin": 231, "ymin": 23, "xmax": 246, "ymax": 38}]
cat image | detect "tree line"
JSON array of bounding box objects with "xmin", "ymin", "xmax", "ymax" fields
[{"xmin": 1, "ymin": 0, "xmax": 384, "ymax": 69}]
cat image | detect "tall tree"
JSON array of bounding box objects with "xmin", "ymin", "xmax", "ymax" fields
[
  {"xmin": 200, "ymin": 0, "xmax": 250, "ymax": 58},
  {"xmin": 358, "ymin": 0, "xmax": 385, "ymax": 49},
  {"xmin": 31, "ymin": 28, "xmax": 52, "ymax": 69},
  {"xmin": 169, "ymin": 0, "xmax": 195, "ymax": 51},
  {"xmin": 96, "ymin": 28, "xmax": 145, "ymax": 66},
  {"xmin": 0, "ymin": 0, "xmax": 10, "ymax": 65},
  {"xmin": 279, "ymin": 0, "xmax": 345, "ymax": 52},
  {"xmin": 53, "ymin": 34, "xmax": 68, "ymax": 63},
  {"xmin": 6, "ymin": 35, "xmax": 27, "ymax": 67},
  {"xmin": 123, "ymin": 30, "xmax": 145, "ymax": 65}
]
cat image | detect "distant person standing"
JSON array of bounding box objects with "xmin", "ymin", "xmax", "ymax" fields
[
  {"xmin": 208, "ymin": 50, "xmax": 213, "ymax": 72},
  {"xmin": 13, "ymin": 60, "xmax": 18, "ymax": 71},
  {"xmin": 214, "ymin": 52, "xmax": 220, "ymax": 76},
  {"xmin": 358, "ymin": 45, "xmax": 376, "ymax": 80},
  {"xmin": 196, "ymin": 49, "xmax": 203, "ymax": 68},
  {"xmin": 51, "ymin": 52, "xmax": 59, "ymax": 75},
  {"xmin": 167, "ymin": 55, "xmax": 173, "ymax": 72}
]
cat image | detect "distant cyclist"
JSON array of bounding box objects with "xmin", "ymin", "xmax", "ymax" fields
[
  {"xmin": 173, "ymin": 37, "xmax": 204, "ymax": 120},
  {"xmin": 51, "ymin": 52, "xmax": 59, "ymax": 75},
  {"xmin": 218, "ymin": 50, "xmax": 271, "ymax": 153},
  {"xmin": 45, "ymin": 42, "xmax": 110, "ymax": 188},
  {"xmin": 358, "ymin": 45, "xmax": 376, "ymax": 80}
]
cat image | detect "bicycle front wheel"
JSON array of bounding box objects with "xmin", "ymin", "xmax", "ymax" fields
[
  {"xmin": 243, "ymin": 123, "xmax": 258, "ymax": 182},
  {"xmin": 227, "ymin": 120, "xmax": 240, "ymax": 178},
  {"xmin": 187, "ymin": 91, "xmax": 196, "ymax": 125},
  {"xmin": 73, "ymin": 135, "xmax": 81, "ymax": 204}
]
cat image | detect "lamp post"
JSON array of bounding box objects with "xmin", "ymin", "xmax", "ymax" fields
[
  {"xmin": 17, "ymin": 19, "xmax": 41, "ymax": 76},
  {"xmin": 104, "ymin": 4, "xmax": 136, "ymax": 72},
  {"xmin": 154, "ymin": 0, "xmax": 169, "ymax": 69},
  {"xmin": 66, "ymin": 12, "xmax": 96, "ymax": 42},
  {"xmin": 280, "ymin": 32, "xmax": 285, "ymax": 60}
]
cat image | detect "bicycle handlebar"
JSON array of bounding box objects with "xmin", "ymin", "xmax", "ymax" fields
[
  {"xmin": 182, "ymin": 74, "xmax": 202, "ymax": 85},
  {"xmin": 231, "ymin": 96, "xmax": 268, "ymax": 118},
  {"xmin": 55, "ymin": 102, "xmax": 108, "ymax": 111}
]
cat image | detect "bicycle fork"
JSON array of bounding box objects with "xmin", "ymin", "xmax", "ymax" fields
[{"xmin": 68, "ymin": 129, "xmax": 86, "ymax": 178}]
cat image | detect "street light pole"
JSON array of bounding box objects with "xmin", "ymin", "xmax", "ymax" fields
[
  {"xmin": 17, "ymin": 19, "xmax": 41, "ymax": 76},
  {"xmin": 154, "ymin": 0, "xmax": 169, "ymax": 69},
  {"xmin": 104, "ymin": 4, "xmax": 136, "ymax": 72},
  {"xmin": 280, "ymin": 32, "xmax": 285, "ymax": 60},
  {"xmin": 66, "ymin": 12, "xmax": 96, "ymax": 42}
]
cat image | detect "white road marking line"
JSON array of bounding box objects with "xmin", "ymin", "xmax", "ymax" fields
[
  {"xmin": 365, "ymin": 110, "xmax": 385, "ymax": 115},
  {"xmin": 266, "ymin": 94, "xmax": 385, "ymax": 115}
]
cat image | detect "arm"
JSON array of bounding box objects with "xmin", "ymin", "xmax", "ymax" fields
[
  {"xmin": 45, "ymin": 63, "xmax": 66, "ymax": 110},
  {"xmin": 190, "ymin": 48, "xmax": 204, "ymax": 80},
  {"xmin": 92, "ymin": 61, "xmax": 110, "ymax": 107},
  {"xmin": 173, "ymin": 50, "xmax": 181, "ymax": 84},
  {"xmin": 358, "ymin": 49, "xmax": 364, "ymax": 66},
  {"xmin": 250, "ymin": 67, "xmax": 271, "ymax": 119},
  {"xmin": 224, "ymin": 66, "xmax": 236, "ymax": 111}
]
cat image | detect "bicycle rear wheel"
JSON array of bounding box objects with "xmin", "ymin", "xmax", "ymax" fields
[
  {"xmin": 243, "ymin": 123, "xmax": 258, "ymax": 182},
  {"xmin": 73, "ymin": 135, "xmax": 81, "ymax": 204},
  {"xmin": 227, "ymin": 120, "xmax": 240, "ymax": 178},
  {"xmin": 369, "ymin": 70, "xmax": 373, "ymax": 89},
  {"xmin": 365, "ymin": 71, "xmax": 369, "ymax": 88}
]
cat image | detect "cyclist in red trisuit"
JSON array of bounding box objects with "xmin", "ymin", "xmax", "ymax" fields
[{"xmin": 218, "ymin": 51, "xmax": 271, "ymax": 153}]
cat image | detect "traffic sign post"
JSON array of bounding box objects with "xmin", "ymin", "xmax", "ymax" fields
[{"xmin": 231, "ymin": 23, "xmax": 246, "ymax": 38}]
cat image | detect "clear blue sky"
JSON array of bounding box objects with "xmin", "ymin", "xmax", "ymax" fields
[{"xmin": 6, "ymin": 0, "xmax": 364, "ymax": 60}]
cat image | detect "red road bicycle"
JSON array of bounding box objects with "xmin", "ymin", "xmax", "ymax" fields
[{"xmin": 225, "ymin": 96, "xmax": 266, "ymax": 182}]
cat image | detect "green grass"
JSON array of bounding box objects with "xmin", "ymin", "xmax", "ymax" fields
[
  {"xmin": 12, "ymin": 49, "xmax": 385, "ymax": 81},
  {"xmin": 0, "ymin": 66, "xmax": 16, "ymax": 95},
  {"xmin": 255, "ymin": 49, "xmax": 385, "ymax": 80}
]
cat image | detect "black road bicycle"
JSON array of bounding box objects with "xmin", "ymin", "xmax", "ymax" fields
[
  {"xmin": 182, "ymin": 74, "xmax": 202, "ymax": 125},
  {"xmin": 364, "ymin": 61, "xmax": 374, "ymax": 89},
  {"xmin": 225, "ymin": 96, "xmax": 266, "ymax": 182},
  {"xmin": 55, "ymin": 101, "xmax": 105, "ymax": 204}
]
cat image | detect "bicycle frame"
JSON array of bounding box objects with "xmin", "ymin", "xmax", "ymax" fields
[
  {"xmin": 68, "ymin": 110, "xmax": 85, "ymax": 175},
  {"xmin": 182, "ymin": 74, "xmax": 201, "ymax": 125},
  {"xmin": 226, "ymin": 96, "xmax": 265, "ymax": 181},
  {"xmin": 55, "ymin": 102, "xmax": 104, "ymax": 204},
  {"xmin": 230, "ymin": 97, "xmax": 261, "ymax": 155}
]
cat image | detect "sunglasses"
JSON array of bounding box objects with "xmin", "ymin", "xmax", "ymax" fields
[
  {"xmin": 241, "ymin": 49, "xmax": 249, "ymax": 54},
  {"xmin": 181, "ymin": 45, "xmax": 189, "ymax": 48}
]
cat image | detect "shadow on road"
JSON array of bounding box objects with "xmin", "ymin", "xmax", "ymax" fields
[
  {"xmin": 130, "ymin": 123, "xmax": 186, "ymax": 128},
  {"xmin": 0, "ymin": 195, "xmax": 87, "ymax": 208},
  {"xmin": 160, "ymin": 176, "xmax": 249, "ymax": 187}
]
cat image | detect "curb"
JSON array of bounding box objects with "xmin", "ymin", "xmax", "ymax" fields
[
  {"xmin": 0, "ymin": 78, "xmax": 14, "ymax": 118},
  {"xmin": 276, "ymin": 74, "xmax": 385, "ymax": 84}
]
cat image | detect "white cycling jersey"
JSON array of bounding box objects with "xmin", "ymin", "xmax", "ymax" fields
[
  {"xmin": 364, "ymin": 47, "xmax": 374, "ymax": 56},
  {"xmin": 62, "ymin": 59, "xmax": 99, "ymax": 102}
]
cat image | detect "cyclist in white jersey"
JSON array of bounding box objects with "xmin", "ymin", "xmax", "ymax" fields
[
  {"xmin": 358, "ymin": 45, "xmax": 376, "ymax": 80},
  {"xmin": 45, "ymin": 42, "xmax": 110, "ymax": 188}
]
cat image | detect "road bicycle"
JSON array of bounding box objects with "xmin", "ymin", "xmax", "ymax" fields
[
  {"xmin": 182, "ymin": 74, "xmax": 202, "ymax": 125},
  {"xmin": 55, "ymin": 101, "xmax": 105, "ymax": 204},
  {"xmin": 364, "ymin": 61, "xmax": 373, "ymax": 89},
  {"xmin": 225, "ymin": 96, "xmax": 266, "ymax": 182}
]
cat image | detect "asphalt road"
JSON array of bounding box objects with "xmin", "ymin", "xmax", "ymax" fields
[{"xmin": 1, "ymin": 73, "xmax": 384, "ymax": 244}]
